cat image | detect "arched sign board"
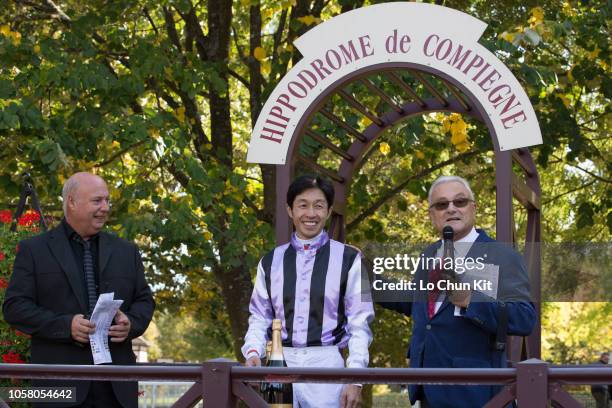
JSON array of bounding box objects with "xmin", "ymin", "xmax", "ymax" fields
[{"xmin": 247, "ymin": 2, "xmax": 542, "ymax": 164}]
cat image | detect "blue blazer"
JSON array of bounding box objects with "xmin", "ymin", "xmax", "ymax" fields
[{"xmin": 378, "ymin": 230, "xmax": 536, "ymax": 408}]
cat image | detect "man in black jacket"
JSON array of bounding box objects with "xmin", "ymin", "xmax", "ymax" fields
[{"xmin": 3, "ymin": 172, "xmax": 155, "ymax": 408}]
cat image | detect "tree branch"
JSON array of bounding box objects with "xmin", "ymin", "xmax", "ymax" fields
[
  {"xmin": 163, "ymin": 6, "xmax": 185, "ymax": 60},
  {"xmin": 231, "ymin": 25, "xmax": 249, "ymax": 65},
  {"xmin": 143, "ymin": 6, "xmax": 159, "ymax": 36},
  {"xmin": 176, "ymin": 5, "xmax": 208, "ymax": 61},
  {"xmin": 542, "ymin": 180, "xmax": 597, "ymax": 205},
  {"xmin": 95, "ymin": 139, "xmax": 147, "ymax": 168},
  {"xmin": 242, "ymin": 195, "xmax": 269, "ymax": 223},
  {"xmin": 164, "ymin": 160, "xmax": 191, "ymax": 189},
  {"xmin": 578, "ymin": 110, "xmax": 610, "ymax": 126},
  {"xmin": 346, "ymin": 149, "xmax": 481, "ymax": 232},
  {"xmin": 553, "ymin": 154, "xmax": 612, "ymax": 184},
  {"xmin": 228, "ymin": 68, "xmax": 249, "ymax": 87},
  {"xmin": 271, "ymin": 9, "xmax": 287, "ymax": 65},
  {"xmin": 41, "ymin": 0, "xmax": 71, "ymax": 23}
]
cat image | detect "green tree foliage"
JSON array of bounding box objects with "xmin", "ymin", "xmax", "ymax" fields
[
  {"xmin": 154, "ymin": 309, "xmax": 235, "ymax": 362},
  {"xmin": 0, "ymin": 0, "xmax": 609, "ymax": 375}
]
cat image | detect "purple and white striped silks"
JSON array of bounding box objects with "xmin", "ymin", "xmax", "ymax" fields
[{"xmin": 242, "ymin": 231, "xmax": 374, "ymax": 368}]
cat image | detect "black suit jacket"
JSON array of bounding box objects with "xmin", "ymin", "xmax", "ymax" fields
[{"xmin": 2, "ymin": 225, "xmax": 155, "ymax": 408}]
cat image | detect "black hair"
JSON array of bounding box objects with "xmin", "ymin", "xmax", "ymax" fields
[{"xmin": 286, "ymin": 174, "xmax": 334, "ymax": 208}]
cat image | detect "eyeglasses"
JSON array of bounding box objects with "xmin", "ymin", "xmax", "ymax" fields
[{"xmin": 429, "ymin": 198, "xmax": 473, "ymax": 211}]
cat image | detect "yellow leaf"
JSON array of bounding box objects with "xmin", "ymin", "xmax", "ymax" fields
[
  {"xmin": 225, "ymin": 207, "xmax": 234, "ymax": 215},
  {"xmin": 499, "ymin": 32, "xmax": 515, "ymax": 43},
  {"xmin": 379, "ymin": 142, "xmax": 391, "ymax": 156},
  {"xmin": 359, "ymin": 116, "xmax": 371, "ymax": 129},
  {"xmin": 450, "ymin": 118, "xmax": 467, "ymax": 135},
  {"xmin": 33, "ymin": 44, "xmax": 41, "ymax": 54},
  {"xmin": 586, "ymin": 46, "xmax": 600, "ymax": 60},
  {"xmin": 455, "ymin": 141, "xmax": 470, "ymax": 153},
  {"xmin": 203, "ymin": 231, "xmax": 213, "ymax": 241},
  {"xmin": 562, "ymin": 2, "xmax": 575, "ymax": 16},
  {"xmin": 0, "ymin": 25, "xmax": 9, "ymax": 37},
  {"xmin": 528, "ymin": 7, "xmax": 544, "ymax": 27},
  {"xmin": 441, "ymin": 118, "xmax": 451, "ymax": 134},
  {"xmin": 174, "ymin": 106, "xmax": 186, "ymax": 123},
  {"xmin": 253, "ymin": 46, "xmax": 266, "ymax": 61},
  {"xmin": 112, "ymin": 140, "xmax": 121, "ymax": 148},
  {"xmin": 451, "ymin": 130, "xmax": 467, "ymax": 146},
  {"xmin": 297, "ymin": 15, "xmax": 319, "ymax": 26},
  {"xmin": 558, "ymin": 95, "xmax": 571, "ymax": 108},
  {"xmin": 10, "ymin": 31, "xmax": 21, "ymax": 46},
  {"xmin": 260, "ymin": 60, "xmax": 271, "ymax": 75},
  {"xmin": 415, "ymin": 150, "xmax": 425, "ymax": 159}
]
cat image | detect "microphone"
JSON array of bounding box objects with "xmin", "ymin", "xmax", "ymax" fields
[{"xmin": 442, "ymin": 226, "xmax": 455, "ymax": 280}]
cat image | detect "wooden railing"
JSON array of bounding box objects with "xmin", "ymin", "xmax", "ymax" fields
[{"xmin": 1, "ymin": 359, "xmax": 610, "ymax": 407}]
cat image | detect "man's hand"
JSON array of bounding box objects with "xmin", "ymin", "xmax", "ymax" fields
[
  {"xmin": 450, "ymin": 289, "xmax": 471, "ymax": 308},
  {"xmin": 340, "ymin": 384, "xmax": 362, "ymax": 408},
  {"xmin": 109, "ymin": 310, "xmax": 131, "ymax": 343},
  {"xmin": 245, "ymin": 355, "xmax": 262, "ymax": 367},
  {"xmin": 245, "ymin": 355, "xmax": 262, "ymax": 391},
  {"xmin": 71, "ymin": 314, "xmax": 95, "ymax": 343}
]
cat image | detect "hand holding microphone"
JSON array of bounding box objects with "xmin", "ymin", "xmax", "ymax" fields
[
  {"xmin": 442, "ymin": 225, "xmax": 471, "ymax": 307},
  {"xmin": 441, "ymin": 225, "xmax": 456, "ymax": 282}
]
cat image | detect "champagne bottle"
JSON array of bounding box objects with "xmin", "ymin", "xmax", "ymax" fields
[
  {"xmin": 261, "ymin": 319, "xmax": 293, "ymax": 407},
  {"xmin": 259, "ymin": 341, "xmax": 273, "ymax": 395},
  {"xmin": 264, "ymin": 340, "xmax": 272, "ymax": 365}
]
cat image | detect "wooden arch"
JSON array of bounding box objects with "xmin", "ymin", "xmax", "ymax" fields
[{"xmin": 272, "ymin": 63, "xmax": 542, "ymax": 360}]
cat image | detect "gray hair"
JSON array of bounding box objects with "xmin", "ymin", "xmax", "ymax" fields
[
  {"xmin": 428, "ymin": 175, "xmax": 475, "ymax": 205},
  {"xmin": 62, "ymin": 175, "xmax": 81, "ymax": 214}
]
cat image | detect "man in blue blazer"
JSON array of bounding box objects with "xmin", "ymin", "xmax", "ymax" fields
[{"xmin": 378, "ymin": 175, "xmax": 535, "ymax": 408}]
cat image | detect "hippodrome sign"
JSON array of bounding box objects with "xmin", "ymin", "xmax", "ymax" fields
[{"xmin": 247, "ymin": 2, "xmax": 542, "ymax": 164}]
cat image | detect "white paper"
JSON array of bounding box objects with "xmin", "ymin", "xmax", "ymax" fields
[
  {"xmin": 89, "ymin": 292, "xmax": 123, "ymax": 365},
  {"xmin": 464, "ymin": 263, "xmax": 500, "ymax": 299},
  {"xmin": 454, "ymin": 263, "xmax": 500, "ymax": 316}
]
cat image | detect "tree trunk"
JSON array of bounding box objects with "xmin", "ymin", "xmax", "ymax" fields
[{"xmin": 215, "ymin": 261, "xmax": 254, "ymax": 360}]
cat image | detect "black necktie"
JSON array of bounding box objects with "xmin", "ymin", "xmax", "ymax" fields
[{"xmin": 74, "ymin": 236, "xmax": 97, "ymax": 314}]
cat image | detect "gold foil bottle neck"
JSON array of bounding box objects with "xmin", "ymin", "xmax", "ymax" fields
[{"xmin": 272, "ymin": 319, "xmax": 282, "ymax": 331}]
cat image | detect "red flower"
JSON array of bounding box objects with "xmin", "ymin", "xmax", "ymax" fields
[
  {"xmin": 2, "ymin": 351, "xmax": 24, "ymax": 364},
  {"xmin": 0, "ymin": 251, "xmax": 5, "ymax": 261},
  {"xmin": 0, "ymin": 278, "xmax": 8, "ymax": 289},
  {"xmin": 0, "ymin": 210, "xmax": 11, "ymax": 224},
  {"xmin": 15, "ymin": 330, "xmax": 30, "ymax": 338},
  {"xmin": 17, "ymin": 210, "xmax": 40, "ymax": 227}
]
